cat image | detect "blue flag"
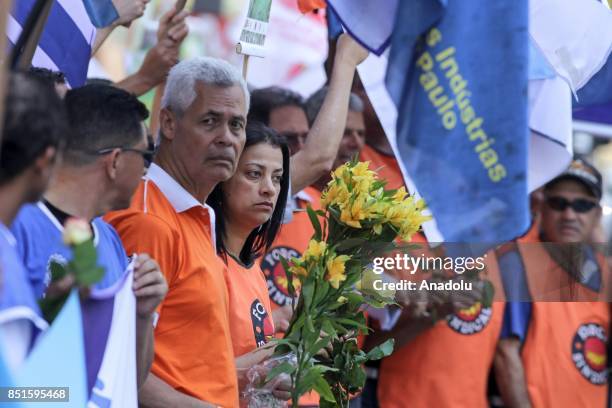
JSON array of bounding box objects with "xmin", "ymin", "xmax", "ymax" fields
[
  {"xmin": 15, "ymin": 291, "xmax": 87, "ymax": 408},
  {"xmin": 384, "ymin": 1, "xmax": 530, "ymax": 244},
  {"xmin": 7, "ymin": 0, "xmax": 96, "ymax": 88},
  {"xmin": 83, "ymin": 0, "xmax": 119, "ymax": 28}
]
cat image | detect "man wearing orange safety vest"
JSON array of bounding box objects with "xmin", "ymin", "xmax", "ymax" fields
[{"xmin": 494, "ymin": 158, "xmax": 610, "ymax": 408}]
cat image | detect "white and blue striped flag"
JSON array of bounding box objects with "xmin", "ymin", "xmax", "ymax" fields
[{"xmin": 7, "ymin": 0, "xmax": 97, "ymax": 88}]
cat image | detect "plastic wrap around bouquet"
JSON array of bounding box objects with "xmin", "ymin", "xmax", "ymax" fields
[{"xmin": 244, "ymin": 160, "xmax": 431, "ymax": 408}]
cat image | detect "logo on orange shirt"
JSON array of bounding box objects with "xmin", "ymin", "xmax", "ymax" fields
[
  {"xmin": 446, "ymin": 302, "xmax": 492, "ymax": 335},
  {"xmin": 251, "ymin": 299, "xmax": 274, "ymax": 347},
  {"xmin": 262, "ymin": 246, "xmax": 301, "ymax": 306},
  {"xmin": 572, "ymin": 322, "xmax": 608, "ymax": 385}
]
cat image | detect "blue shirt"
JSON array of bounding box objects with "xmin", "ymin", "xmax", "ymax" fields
[
  {"xmin": 499, "ymin": 245, "xmax": 602, "ymax": 343},
  {"xmin": 11, "ymin": 203, "xmax": 128, "ymax": 299},
  {"xmin": 0, "ymin": 222, "xmax": 47, "ymax": 368}
]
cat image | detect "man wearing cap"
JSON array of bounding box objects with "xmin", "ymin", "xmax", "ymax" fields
[{"xmin": 494, "ymin": 158, "xmax": 610, "ymax": 408}]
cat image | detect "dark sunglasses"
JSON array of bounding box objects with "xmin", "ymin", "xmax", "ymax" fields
[
  {"xmin": 94, "ymin": 139, "xmax": 156, "ymax": 168},
  {"xmin": 546, "ymin": 196, "xmax": 598, "ymax": 213}
]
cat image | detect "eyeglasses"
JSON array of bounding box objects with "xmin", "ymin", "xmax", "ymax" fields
[
  {"xmin": 546, "ymin": 196, "xmax": 598, "ymax": 213},
  {"xmin": 93, "ymin": 139, "xmax": 156, "ymax": 168}
]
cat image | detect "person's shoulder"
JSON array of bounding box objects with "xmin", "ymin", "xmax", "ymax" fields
[
  {"xmin": 105, "ymin": 209, "xmax": 181, "ymax": 258},
  {"xmin": 93, "ymin": 218, "xmax": 127, "ymax": 251},
  {"xmin": 11, "ymin": 203, "xmax": 61, "ymax": 253},
  {"xmin": 12, "ymin": 203, "xmax": 47, "ymax": 229}
]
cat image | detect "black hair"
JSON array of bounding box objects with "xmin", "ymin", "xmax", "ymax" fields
[
  {"xmin": 248, "ymin": 86, "xmax": 306, "ymax": 125},
  {"xmin": 207, "ymin": 121, "xmax": 290, "ymax": 265},
  {"xmin": 0, "ymin": 72, "xmax": 68, "ymax": 184},
  {"xmin": 28, "ymin": 67, "xmax": 66, "ymax": 86},
  {"xmin": 85, "ymin": 77, "xmax": 114, "ymax": 86},
  {"xmin": 63, "ymin": 84, "xmax": 149, "ymax": 165}
]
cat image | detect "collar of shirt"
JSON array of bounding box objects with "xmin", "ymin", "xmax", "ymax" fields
[
  {"xmin": 36, "ymin": 202, "xmax": 101, "ymax": 246},
  {"xmin": 146, "ymin": 163, "xmax": 217, "ymax": 249},
  {"xmin": 0, "ymin": 223, "xmax": 16, "ymax": 247}
]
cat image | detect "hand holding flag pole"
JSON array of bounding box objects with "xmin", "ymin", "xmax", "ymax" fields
[
  {"xmin": 0, "ymin": 1, "xmax": 12, "ymax": 154},
  {"xmin": 149, "ymin": 0, "xmax": 188, "ymax": 138}
]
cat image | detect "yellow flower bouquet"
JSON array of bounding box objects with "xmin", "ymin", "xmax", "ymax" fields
[{"xmin": 266, "ymin": 160, "xmax": 430, "ymax": 407}]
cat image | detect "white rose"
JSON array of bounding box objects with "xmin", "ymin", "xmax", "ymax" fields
[{"xmin": 63, "ymin": 217, "xmax": 92, "ymax": 246}]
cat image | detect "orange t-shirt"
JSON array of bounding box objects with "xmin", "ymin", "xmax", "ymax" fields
[
  {"xmin": 105, "ymin": 166, "xmax": 238, "ymax": 407},
  {"xmin": 225, "ymin": 256, "xmax": 275, "ymax": 357},
  {"xmin": 359, "ymin": 144, "xmax": 404, "ymax": 190}
]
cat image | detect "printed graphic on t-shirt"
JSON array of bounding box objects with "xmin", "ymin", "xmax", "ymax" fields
[
  {"xmin": 251, "ymin": 299, "xmax": 274, "ymax": 347},
  {"xmin": 261, "ymin": 246, "xmax": 301, "ymax": 306},
  {"xmin": 446, "ymin": 302, "xmax": 492, "ymax": 335},
  {"xmin": 572, "ymin": 322, "xmax": 608, "ymax": 385}
]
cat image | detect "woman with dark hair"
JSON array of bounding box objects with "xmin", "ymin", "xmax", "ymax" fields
[{"xmin": 207, "ymin": 121, "xmax": 291, "ymax": 399}]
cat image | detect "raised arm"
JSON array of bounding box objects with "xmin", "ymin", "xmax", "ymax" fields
[{"xmin": 290, "ymin": 34, "xmax": 368, "ymax": 193}]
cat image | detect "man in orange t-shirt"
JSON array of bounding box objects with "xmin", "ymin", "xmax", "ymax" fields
[{"xmin": 106, "ymin": 57, "xmax": 249, "ymax": 407}]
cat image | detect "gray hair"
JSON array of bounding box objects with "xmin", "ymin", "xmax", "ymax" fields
[
  {"xmin": 304, "ymin": 86, "xmax": 364, "ymax": 125},
  {"xmin": 161, "ymin": 57, "xmax": 250, "ymax": 115}
]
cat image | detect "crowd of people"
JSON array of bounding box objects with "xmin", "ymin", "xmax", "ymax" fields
[{"xmin": 0, "ymin": 3, "xmax": 610, "ymax": 408}]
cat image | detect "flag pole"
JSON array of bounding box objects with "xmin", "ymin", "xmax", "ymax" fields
[
  {"xmin": 0, "ymin": 0, "xmax": 13, "ymax": 156},
  {"xmin": 242, "ymin": 55, "xmax": 250, "ymax": 79},
  {"xmin": 10, "ymin": 0, "xmax": 54, "ymax": 70},
  {"xmin": 150, "ymin": 0, "xmax": 187, "ymax": 140}
]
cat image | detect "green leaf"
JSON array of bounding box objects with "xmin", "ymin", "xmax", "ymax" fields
[
  {"xmin": 346, "ymin": 363, "xmax": 366, "ymax": 389},
  {"xmin": 308, "ymin": 336, "xmax": 331, "ymax": 357},
  {"xmin": 321, "ymin": 319, "xmax": 336, "ymax": 338},
  {"xmin": 48, "ymin": 261, "xmax": 68, "ymax": 281},
  {"xmin": 38, "ymin": 293, "xmax": 69, "ymax": 324},
  {"xmin": 71, "ymin": 241, "xmax": 104, "ymax": 286},
  {"xmin": 307, "ymin": 205, "xmax": 322, "ymax": 242},
  {"xmin": 314, "ymin": 281, "xmax": 329, "ymax": 307},
  {"xmin": 302, "ymin": 281, "xmax": 314, "ymax": 312},
  {"xmin": 366, "ymin": 338, "xmax": 395, "ymax": 361},
  {"xmin": 312, "ymin": 374, "xmax": 336, "ymax": 403},
  {"xmin": 265, "ymin": 361, "xmax": 296, "ymax": 383},
  {"xmin": 482, "ymin": 280, "xmax": 495, "ymax": 308},
  {"xmin": 336, "ymin": 318, "xmax": 369, "ymax": 331},
  {"xmin": 77, "ymin": 266, "xmax": 105, "ymax": 286},
  {"xmin": 305, "ymin": 314, "xmax": 316, "ymax": 332},
  {"xmin": 334, "ymin": 238, "xmax": 368, "ymax": 253},
  {"xmin": 279, "ymin": 256, "xmax": 296, "ymax": 298}
]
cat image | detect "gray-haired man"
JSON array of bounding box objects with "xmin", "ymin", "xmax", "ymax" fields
[{"xmin": 107, "ymin": 57, "xmax": 249, "ymax": 407}]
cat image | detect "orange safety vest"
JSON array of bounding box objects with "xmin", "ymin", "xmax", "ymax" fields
[
  {"xmin": 518, "ymin": 243, "xmax": 610, "ymax": 408},
  {"xmin": 377, "ymin": 252, "xmax": 505, "ymax": 408}
]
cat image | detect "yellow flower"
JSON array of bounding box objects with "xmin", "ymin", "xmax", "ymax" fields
[
  {"xmin": 289, "ymin": 265, "xmax": 308, "ymax": 277},
  {"xmin": 326, "ymin": 254, "xmax": 350, "ymax": 289},
  {"xmin": 321, "ymin": 181, "xmax": 350, "ymax": 209},
  {"xmin": 303, "ymin": 239, "xmax": 327, "ymax": 260},
  {"xmin": 392, "ymin": 187, "xmax": 408, "ymax": 202},
  {"xmin": 373, "ymin": 224, "xmax": 383, "ymax": 235},
  {"xmin": 340, "ymin": 205, "xmax": 363, "ymax": 228},
  {"xmin": 352, "ymin": 161, "xmax": 371, "ymax": 176}
]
